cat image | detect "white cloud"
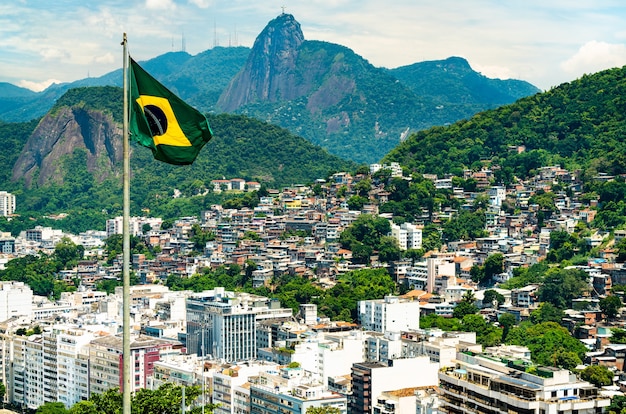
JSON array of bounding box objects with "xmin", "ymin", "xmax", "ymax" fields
[
  {"xmin": 188, "ymin": 0, "xmax": 212, "ymax": 8},
  {"xmin": 94, "ymin": 52, "xmax": 115, "ymax": 64},
  {"xmin": 40, "ymin": 47, "xmax": 71, "ymax": 61},
  {"xmin": 473, "ymin": 64, "xmax": 518, "ymax": 81},
  {"xmin": 18, "ymin": 79, "xmax": 60, "ymax": 92},
  {"xmin": 561, "ymin": 40, "xmax": 626, "ymax": 76},
  {"xmin": 146, "ymin": 0, "xmax": 176, "ymax": 10}
]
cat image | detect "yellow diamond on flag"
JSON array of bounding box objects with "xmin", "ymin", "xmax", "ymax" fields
[{"xmin": 135, "ymin": 95, "xmax": 192, "ymax": 147}]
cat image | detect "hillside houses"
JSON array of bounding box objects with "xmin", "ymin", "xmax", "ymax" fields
[{"xmin": 2, "ymin": 164, "xmax": 626, "ymax": 412}]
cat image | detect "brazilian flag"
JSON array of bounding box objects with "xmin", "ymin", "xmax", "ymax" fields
[{"xmin": 129, "ymin": 57, "xmax": 212, "ymax": 165}]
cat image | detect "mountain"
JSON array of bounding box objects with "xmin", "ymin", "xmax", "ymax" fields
[
  {"xmin": 0, "ymin": 47, "xmax": 251, "ymax": 122},
  {"xmin": 216, "ymin": 14, "xmax": 540, "ymax": 164},
  {"xmin": 1, "ymin": 14, "xmax": 540, "ymax": 164},
  {"xmin": 7, "ymin": 86, "xmax": 356, "ymax": 221},
  {"xmin": 388, "ymin": 56, "xmax": 540, "ymax": 107},
  {"xmin": 382, "ymin": 66, "xmax": 626, "ymax": 181}
]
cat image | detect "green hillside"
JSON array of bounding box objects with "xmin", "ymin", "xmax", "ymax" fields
[
  {"xmin": 383, "ymin": 66, "xmax": 626, "ymax": 181},
  {"xmin": 3, "ymin": 86, "xmax": 357, "ymax": 233}
]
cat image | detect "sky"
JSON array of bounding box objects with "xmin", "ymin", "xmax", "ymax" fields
[{"xmin": 3, "ymin": 0, "xmax": 626, "ymax": 92}]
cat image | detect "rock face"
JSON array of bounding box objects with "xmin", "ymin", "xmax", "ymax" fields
[
  {"xmin": 218, "ymin": 13, "xmax": 306, "ymax": 111},
  {"xmin": 12, "ymin": 106, "xmax": 122, "ymax": 187}
]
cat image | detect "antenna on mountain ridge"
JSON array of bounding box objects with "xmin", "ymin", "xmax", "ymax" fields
[
  {"xmin": 213, "ymin": 19, "xmax": 218, "ymax": 48},
  {"xmin": 182, "ymin": 31, "xmax": 186, "ymax": 52}
]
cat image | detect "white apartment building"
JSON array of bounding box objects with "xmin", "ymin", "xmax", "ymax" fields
[
  {"xmin": 0, "ymin": 281, "xmax": 33, "ymax": 322},
  {"xmin": 390, "ymin": 222, "xmax": 423, "ymax": 251},
  {"xmin": 55, "ymin": 327, "xmax": 94, "ymax": 408},
  {"xmin": 105, "ymin": 216, "xmax": 163, "ymax": 237},
  {"xmin": 358, "ymin": 295, "xmax": 420, "ymax": 333},
  {"xmin": 0, "ymin": 191, "xmax": 15, "ymax": 217}
]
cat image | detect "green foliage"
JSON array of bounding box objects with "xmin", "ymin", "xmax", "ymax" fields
[
  {"xmin": 383, "ymin": 66, "xmax": 626, "ymax": 180},
  {"xmin": 103, "ymin": 234, "xmax": 153, "ymax": 265},
  {"xmin": 600, "ymin": 295, "xmax": 622, "ymax": 321},
  {"xmin": 500, "ymin": 262, "xmax": 547, "ymax": 289},
  {"xmin": 306, "ymin": 406, "xmax": 342, "ymax": 414},
  {"xmin": 52, "ymin": 86, "xmax": 123, "ymax": 123},
  {"xmin": 530, "ymin": 303, "xmax": 565, "ymax": 324},
  {"xmin": 453, "ymin": 300, "xmax": 479, "ymax": 319},
  {"xmin": 483, "ymin": 289, "xmax": 505, "ymax": 307},
  {"xmin": 0, "ymin": 254, "xmax": 68, "ymax": 298},
  {"xmin": 610, "ymin": 328, "xmax": 626, "ymax": 344},
  {"xmin": 453, "ymin": 290, "xmax": 479, "ymax": 319},
  {"xmin": 37, "ymin": 402, "xmax": 69, "ymax": 413},
  {"xmin": 499, "ymin": 313, "xmax": 516, "ymax": 342},
  {"xmin": 339, "ymin": 214, "xmax": 392, "ymax": 264},
  {"xmin": 54, "ymin": 237, "xmax": 85, "ymax": 270},
  {"xmin": 505, "ymin": 322, "xmax": 586, "ymax": 369},
  {"xmin": 72, "ymin": 383, "xmax": 214, "ymax": 414},
  {"xmin": 461, "ymin": 314, "xmax": 502, "ymax": 347},
  {"xmin": 609, "ymin": 395, "xmax": 626, "ymax": 414},
  {"xmin": 538, "ymin": 267, "xmax": 589, "ymax": 309},
  {"xmin": 419, "ymin": 313, "xmax": 462, "ymax": 331},
  {"xmin": 442, "ymin": 210, "xmax": 487, "ymax": 242},
  {"xmin": 580, "ymin": 365, "xmax": 613, "ymax": 388}
]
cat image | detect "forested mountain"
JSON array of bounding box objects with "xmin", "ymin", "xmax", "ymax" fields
[
  {"xmin": 383, "ymin": 66, "xmax": 626, "ymax": 181},
  {"xmin": 0, "ymin": 14, "xmax": 539, "ymax": 165},
  {"xmin": 3, "ymin": 86, "xmax": 356, "ymax": 231},
  {"xmin": 217, "ymin": 14, "xmax": 539, "ymax": 164},
  {"xmin": 388, "ymin": 56, "xmax": 540, "ymax": 107}
]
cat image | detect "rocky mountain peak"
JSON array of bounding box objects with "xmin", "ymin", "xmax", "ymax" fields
[
  {"xmin": 12, "ymin": 105, "xmax": 122, "ymax": 188},
  {"xmin": 217, "ymin": 13, "xmax": 305, "ymax": 111}
]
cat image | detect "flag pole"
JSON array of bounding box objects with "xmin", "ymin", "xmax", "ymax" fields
[{"xmin": 121, "ymin": 33, "xmax": 132, "ymax": 414}]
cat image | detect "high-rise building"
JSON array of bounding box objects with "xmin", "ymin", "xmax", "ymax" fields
[
  {"xmin": 0, "ymin": 191, "xmax": 15, "ymax": 217},
  {"xmin": 186, "ymin": 288, "xmax": 292, "ymax": 362}
]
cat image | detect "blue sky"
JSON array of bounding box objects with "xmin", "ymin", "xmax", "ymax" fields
[{"xmin": 3, "ymin": 0, "xmax": 626, "ymax": 91}]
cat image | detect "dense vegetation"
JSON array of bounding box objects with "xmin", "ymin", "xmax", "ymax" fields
[
  {"xmin": 383, "ymin": 66, "xmax": 626, "ymax": 180},
  {"xmin": 34, "ymin": 383, "xmax": 214, "ymax": 414}
]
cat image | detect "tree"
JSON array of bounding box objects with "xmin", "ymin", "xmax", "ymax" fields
[
  {"xmin": 600, "ymin": 295, "xmax": 622, "ymax": 321},
  {"xmin": 483, "ymin": 289, "xmax": 505, "ymax": 308},
  {"xmin": 54, "ymin": 237, "xmax": 84, "ymax": 269},
  {"xmin": 505, "ymin": 322, "xmax": 587, "ymax": 368},
  {"xmin": 68, "ymin": 401, "xmax": 98, "ymax": 414},
  {"xmin": 461, "ymin": 314, "xmax": 502, "ymax": 347},
  {"xmin": 80, "ymin": 384, "xmax": 215, "ymax": 414},
  {"xmin": 530, "ymin": 303, "xmax": 565, "ymax": 324},
  {"xmin": 306, "ymin": 407, "xmax": 341, "ymax": 414},
  {"xmin": 538, "ymin": 268, "xmax": 589, "ymax": 309},
  {"xmin": 580, "ymin": 365, "xmax": 613, "ymax": 388},
  {"xmin": 483, "ymin": 253, "xmax": 504, "ymax": 281},
  {"xmin": 453, "ymin": 291, "xmax": 479, "ymax": 319},
  {"xmin": 36, "ymin": 402, "xmax": 69, "ymax": 413},
  {"xmin": 499, "ymin": 313, "xmax": 516, "ymax": 342}
]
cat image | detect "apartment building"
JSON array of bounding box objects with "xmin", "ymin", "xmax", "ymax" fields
[
  {"xmin": 358, "ymin": 295, "xmax": 420, "ymax": 333},
  {"xmin": 439, "ymin": 351, "xmax": 611, "ymax": 414}
]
